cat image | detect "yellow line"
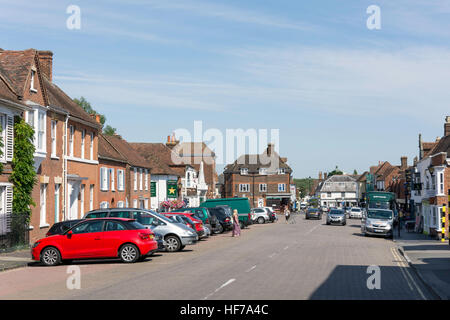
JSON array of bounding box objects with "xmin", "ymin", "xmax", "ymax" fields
[{"xmin": 391, "ymin": 247, "xmax": 426, "ymax": 300}]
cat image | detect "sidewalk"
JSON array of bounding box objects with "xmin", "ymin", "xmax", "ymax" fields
[
  {"xmin": 394, "ymin": 228, "xmax": 450, "ymax": 300},
  {"xmin": 0, "ymin": 248, "xmax": 32, "ymax": 272}
]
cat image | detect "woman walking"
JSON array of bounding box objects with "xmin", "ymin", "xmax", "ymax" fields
[
  {"xmin": 284, "ymin": 206, "xmax": 291, "ymax": 224},
  {"xmin": 232, "ymin": 209, "xmax": 241, "ymax": 237}
]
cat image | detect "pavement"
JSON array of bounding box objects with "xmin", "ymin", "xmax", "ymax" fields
[
  {"xmin": 394, "ymin": 226, "xmax": 450, "ymax": 300},
  {"xmin": 0, "ymin": 248, "xmax": 32, "ymax": 272}
]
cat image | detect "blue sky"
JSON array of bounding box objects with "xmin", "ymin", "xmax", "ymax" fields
[{"xmin": 1, "ymin": 0, "xmax": 450, "ymax": 177}]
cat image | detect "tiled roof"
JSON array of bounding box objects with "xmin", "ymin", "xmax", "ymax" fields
[
  {"xmin": 0, "ymin": 49, "xmax": 36, "ymax": 98},
  {"xmin": 103, "ymin": 135, "xmax": 150, "ymax": 169},
  {"xmin": 98, "ymin": 134, "xmax": 127, "ymax": 163},
  {"xmin": 224, "ymin": 151, "xmax": 292, "ymax": 173},
  {"xmin": 130, "ymin": 143, "xmax": 181, "ymax": 176},
  {"xmin": 429, "ymin": 135, "xmax": 450, "ymax": 158}
]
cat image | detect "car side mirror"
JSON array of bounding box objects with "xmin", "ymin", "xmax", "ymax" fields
[{"xmin": 67, "ymin": 230, "xmax": 73, "ymax": 238}]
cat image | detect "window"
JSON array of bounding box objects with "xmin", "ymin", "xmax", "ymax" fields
[
  {"xmin": 327, "ymin": 192, "xmax": 332, "ymax": 198},
  {"xmin": 278, "ymin": 168, "xmax": 285, "ymax": 174},
  {"xmin": 89, "ymin": 185, "xmax": 94, "ymax": 211},
  {"xmin": 100, "ymin": 167, "xmax": 109, "ymax": 191},
  {"xmin": 81, "ymin": 129, "xmax": 85, "ymax": 159},
  {"xmin": 72, "ymin": 220, "xmax": 104, "ymax": 234},
  {"xmin": 100, "ymin": 201, "xmax": 109, "ymax": 209},
  {"xmin": 110, "ymin": 168, "xmax": 115, "ymax": 191},
  {"xmin": 51, "ymin": 120, "xmax": 57, "ymax": 157},
  {"xmin": 110, "ymin": 211, "xmax": 130, "ymax": 218},
  {"xmin": 54, "ymin": 184, "xmax": 60, "ymax": 223},
  {"xmin": 37, "ymin": 111, "xmax": 45, "ymax": 152},
  {"xmin": 117, "ymin": 169, "xmax": 124, "ymax": 191},
  {"xmin": 117, "ymin": 201, "xmax": 124, "ymax": 208},
  {"xmin": 259, "ymin": 168, "xmax": 267, "ymax": 175},
  {"xmin": 341, "ymin": 192, "xmax": 345, "ymax": 198},
  {"xmin": 139, "ymin": 168, "xmax": 143, "ymax": 191},
  {"xmin": 105, "ymin": 221, "xmax": 126, "ymax": 231},
  {"xmin": 80, "ymin": 185, "xmax": 85, "ymax": 217},
  {"xmin": 259, "ymin": 184, "xmax": 267, "ymax": 192},
  {"xmin": 30, "ymin": 70, "xmax": 37, "ymax": 92},
  {"xmin": 90, "ymin": 132, "xmax": 94, "ymax": 160},
  {"xmin": 69, "ymin": 125, "xmax": 74, "ymax": 156},
  {"xmin": 133, "ymin": 199, "xmax": 138, "ymax": 208},
  {"xmin": 240, "ymin": 168, "xmax": 248, "ymax": 175},
  {"xmin": 145, "ymin": 169, "xmax": 149, "ymax": 190},
  {"xmin": 134, "ymin": 168, "xmax": 137, "ymax": 191},
  {"xmin": 278, "ymin": 184, "xmax": 286, "ymax": 192},
  {"xmin": 239, "ymin": 184, "xmax": 250, "ymax": 192},
  {"xmin": 439, "ymin": 172, "xmax": 444, "ymax": 194},
  {"xmin": 144, "ymin": 199, "xmax": 149, "ymax": 209},
  {"xmin": 40, "ymin": 183, "xmax": 48, "ymax": 227}
]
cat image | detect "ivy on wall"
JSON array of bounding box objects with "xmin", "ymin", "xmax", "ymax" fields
[{"xmin": 9, "ymin": 116, "xmax": 37, "ymax": 220}]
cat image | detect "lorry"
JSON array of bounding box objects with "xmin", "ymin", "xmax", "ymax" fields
[{"xmin": 200, "ymin": 198, "xmax": 253, "ymax": 229}]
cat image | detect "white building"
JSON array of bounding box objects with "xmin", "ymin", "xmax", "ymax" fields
[{"xmin": 318, "ymin": 175, "xmax": 358, "ymax": 208}]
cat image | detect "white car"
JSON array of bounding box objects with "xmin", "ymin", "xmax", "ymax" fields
[
  {"xmin": 251, "ymin": 207, "xmax": 271, "ymax": 224},
  {"xmin": 349, "ymin": 207, "xmax": 363, "ymax": 219}
]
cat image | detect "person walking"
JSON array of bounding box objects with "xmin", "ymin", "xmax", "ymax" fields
[
  {"xmin": 232, "ymin": 209, "xmax": 241, "ymax": 237},
  {"xmin": 397, "ymin": 209, "xmax": 403, "ymax": 237},
  {"xmin": 284, "ymin": 206, "xmax": 291, "ymax": 224}
]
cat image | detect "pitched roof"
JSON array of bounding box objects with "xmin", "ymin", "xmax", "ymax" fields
[
  {"xmin": 98, "ymin": 134, "xmax": 127, "ymax": 163},
  {"xmin": 224, "ymin": 151, "xmax": 292, "ymax": 173},
  {"xmin": 428, "ymin": 135, "xmax": 450, "ymax": 158},
  {"xmin": 102, "ymin": 135, "xmax": 150, "ymax": 169},
  {"xmin": 171, "ymin": 142, "xmax": 215, "ymax": 158},
  {"xmin": 130, "ymin": 143, "xmax": 181, "ymax": 176},
  {"xmin": 0, "ymin": 49, "xmax": 36, "ymax": 98}
]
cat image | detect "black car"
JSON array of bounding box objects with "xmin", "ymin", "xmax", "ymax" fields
[
  {"xmin": 46, "ymin": 219, "xmax": 84, "ymax": 236},
  {"xmin": 207, "ymin": 207, "xmax": 233, "ymax": 233},
  {"xmin": 305, "ymin": 208, "xmax": 322, "ymax": 220}
]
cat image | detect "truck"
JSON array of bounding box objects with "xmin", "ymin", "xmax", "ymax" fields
[
  {"xmin": 365, "ymin": 191, "xmax": 398, "ymax": 224},
  {"xmin": 200, "ymin": 198, "xmax": 253, "ymax": 229}
]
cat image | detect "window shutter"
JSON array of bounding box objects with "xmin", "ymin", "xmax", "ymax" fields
[
  {"xmin": 5, "ymin": 186, "xmax": 13, "ymax": 233},
  {"xmin": 6, "ymin": 115, "xmax": 14, "ymax": 161}
]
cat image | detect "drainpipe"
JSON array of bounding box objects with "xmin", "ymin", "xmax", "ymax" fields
[{"xmin": 62, "ymin": 115, "xmax": 69, "ymax": 220}]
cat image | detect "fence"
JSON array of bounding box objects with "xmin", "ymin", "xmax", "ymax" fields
[{"xmin": 0, "ymin": 213, "xmax": 30, "ymax": 252}]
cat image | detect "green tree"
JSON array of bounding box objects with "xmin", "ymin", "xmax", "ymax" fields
[
  {"xmin": 353, "ymin": 169, "xmax": 358, "ymax": 175},
  {"xmin": 9, "ymin": 117, "xmax": 37, "ymax": 220},
  {"xmin": 294, "ymin": 177, "xmax": 314, "ymax": 198},
  {"xmin": 103, "ymin": 125, "xmax": 117, "ymax": 136},
  {"xmin": 328, "ymin": 166, "xmax": 343, "ymax": 177},
  {"xmin": 73, "ymin": 96, "xmax": 117, "ymax": 135}
]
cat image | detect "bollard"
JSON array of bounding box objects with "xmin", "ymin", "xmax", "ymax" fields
[{"xmin": 442, "ymin": 204, "xmax": 447, "ymax": 242}]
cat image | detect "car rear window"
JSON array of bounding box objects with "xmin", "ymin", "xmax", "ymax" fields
[
  {"xmin": 85, "ymin": 212, "xmax": 108, "ymax": 218},
  {"xmin": 125, "ymin": 221, "xmax": 148, "ymax": 230},
  {"xmin": 209, "ymin": 208, "xmax": 227, "ymax": 219}
]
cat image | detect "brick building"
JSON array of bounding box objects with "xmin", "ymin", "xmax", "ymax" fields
[{"xmin": 222, "ymin": 143, "xmax": 293, "ymax": 210}]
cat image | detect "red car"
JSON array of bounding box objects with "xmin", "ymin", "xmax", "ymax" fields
[
  {"xmin": 32, "ymin": 218, "xmax": 158, "ymax": 266},
  {"xmin": 163, "ymin": 213, "xmax": 205, "ymax": 238}
]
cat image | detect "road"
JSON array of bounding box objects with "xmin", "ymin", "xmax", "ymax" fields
[{"xmin": 0, "ymin": 213, "xmax": 436, "ymax": 300}]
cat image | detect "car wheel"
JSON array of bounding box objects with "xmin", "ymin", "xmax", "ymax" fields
[
  {"xmin": 257, "ymin": 217, "xmax": 265, "ymax": 224},
  {"xmin": 326, "ymin": 221, "xmax": 330, "ymax": 225},
  {"xmin": 165, "ymin": 235, "xmax": 181, "ymax": 252},
  {"xmin": 119, "ymin": 244, "xmax": 140, "ymax": 263},
  {"xmin": 40, "ymin": 247, "xmax": 61, "ymax": 266}
]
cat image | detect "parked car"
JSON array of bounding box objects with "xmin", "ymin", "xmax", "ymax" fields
[
  {"xmin": 326, "ymin": 208, "xmax": 346, "ymax": 226},
  {"xmin": 349, "ymin": 207, "xmax": 363, "ymax": 219},
  {"xmin": 171, "ymin": 207, "xmax": 220, "ymax": 234},
  {"xmin": 32, "ymin": 218, "xmax": 158, "ymax": 266},
  {"xmin": 361, "ymin": 209, "xmax": 394, "ymax": 239},
  {"xmin": 251, "ymin": 207, "xmax": 270, "ymax": 224},
  {"xmin": 164, "ymin": 213, "xmax": 206, "ymax": 239},
  {"xmin": 305, "ymin": 208, "xmax": 322, "ymax": 220},
  {"xmin": 300, "ymin": 203, "xmax": 307, "ymax": 210},
  {"xmin": 264, "ymin": 207, "xmax": 277, "ymax": 222},
  {"xmin": 84, "ymin": 208, "xmax": 198, "ymax": 252},
  {"xmin": 200, "ymin": 197, "xmax": 253, "ymax": 229},
  {"xmin": 46, "ymin": 219, "xmax": 83, "ymax": 236},
  {"xmin": 207, "ymin": 207, "xmax": 233, "ymax": 233},
  {"xmin": 320, "ymin": 206, "xmax": 329, "ymax": 213}
]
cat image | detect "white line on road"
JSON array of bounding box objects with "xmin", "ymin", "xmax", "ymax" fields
[
  {"xmin": 246, "ymin": 265, "xmax": 256, "ymax": 273},
  {"xmin": 203, "ymin": 278, "xmax": 236, "ymax": 300},
  {"xmin": 305, "ymin": 223, "xmax": 321, "ymax": 235}
]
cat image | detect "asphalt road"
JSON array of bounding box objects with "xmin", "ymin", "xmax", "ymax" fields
[{"xmin": 0, "ymin": 213, "xmax": 436, "ymax": 300}]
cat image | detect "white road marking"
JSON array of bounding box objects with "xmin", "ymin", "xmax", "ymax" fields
[
  {"xmin": 268, "ymin": 253, "xmax": 276, "ymax": 259},
  {"xmin": 305, "ymin": 223, "xmax": 321, "ymax": 235},
  {"xmin": 246, "ymin": 265, "xmax": 256, "ymax": 273},
  {"xmin": 203, "ymin": 278, "xmax": 236, "ymax": 300},
  {"xmin": 283, "ymin": 246, "xmax": 289, "ymax": 250}
]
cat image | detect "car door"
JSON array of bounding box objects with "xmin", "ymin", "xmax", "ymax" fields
[
  {"xmin": 101, "ymin": 220, "xmax": 130, "ymax": 257},
  {"xmin": 61, "ymin": 220, "xmax": 106, "ymax": 259}
]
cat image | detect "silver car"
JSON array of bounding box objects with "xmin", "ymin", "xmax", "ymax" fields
[
  {"xmin": 84, "ymin": 208, "xmax": 198, "ymax": 252},
  {"xmin": 361, "ymin": 209, "xmax": 394, "ymax": 239},
  {"xmin": 326, "ymin": 209, "xmax": 346, "ymax": 226},
  {"xmin": 349, "ymin": 207, "xmax": 363, "ymax": 219},
  {"xmin": 251, "ymin": 207, "xmax": 270, "ymax": 224}
]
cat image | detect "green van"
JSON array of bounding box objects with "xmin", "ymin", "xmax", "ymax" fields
[{"xmin": 200, "ymin": 198, "xmax": 253, "ymax": 229}]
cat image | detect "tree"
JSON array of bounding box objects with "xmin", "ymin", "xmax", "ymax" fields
[
  {"xmin": 73, "ymin": 96, "xmax": 117, "ymax": 135},
  {"xmin": 294, "ymin": 177, "xmax": 314, "ymax": 198},
  {"xmin": 9, "ymin": 117, "xmax": 37, "ymax": 219},
  {"xmin": 328, "ymin": 166, "xmax": 343, "ymax": 177},
  {"xmin": 353, "ymin": 169, "xmax": 358, "ymax": 175}
]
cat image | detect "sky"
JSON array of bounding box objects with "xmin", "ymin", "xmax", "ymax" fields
[{"xmin": 1, "ymin": 0, "xmax": 450, "ymax": 178}]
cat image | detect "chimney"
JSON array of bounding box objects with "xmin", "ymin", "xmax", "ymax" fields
[
  {"xmin": 400, "ymin": 156, "xmax": 407, "ymax": 170},
  {"xmin": 445, "ymin": 116, "xmax": 450, "ymax": 136},
  {"xmin": 38, "ymin": 50, "xmax": 53, "ymax": 82},
  {"xmin": 319, "ymin": 171, "xmax": 323, "ymax": 180},
  {"xmin": 267, "ymin": 143, "xmax": 274, "ymax": 156},
  {"xmin": 166, "ymin": 133, "xmax": 179, "ymax": 148},
  {"xmin": 95, "ymin": 114, "xmax": 101, "ymax": 124},
  {"xmin": 324, "ymin": 172, "xmax": 328, "ymax": 180}
]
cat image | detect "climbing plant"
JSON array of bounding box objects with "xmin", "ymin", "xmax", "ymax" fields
[
  {"xmin": 9, "ymin": 116, "xmax": 36, "ymax": 221},
  {"xmin": 0, "ymin": 124, "xmax": 3, "ymax": 174}
]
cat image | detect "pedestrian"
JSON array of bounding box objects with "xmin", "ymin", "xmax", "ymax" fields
[
  {"xmin": 232, "ymin": 209, "xmax": 241, "ymax": 237},
  {"xmin": 284, "ymin": 206, "xmax": 291, "ymax": 224},
  {"xmin": 397, "ymin": 209, "xmax": 403, "ymax": 237}
]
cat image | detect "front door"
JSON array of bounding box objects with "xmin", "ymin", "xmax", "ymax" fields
[{"xmin": 68, "ymin": 180, "xmax": 80, "ymax": 220}]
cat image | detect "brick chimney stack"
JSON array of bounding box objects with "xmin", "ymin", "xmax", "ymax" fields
[
  {"xmin": 38, "ymin": 50, "xmax": 53, "ymax": 82},
  {"xmin": 445, "ymin": 116, "xmax": 450, "ymax": 137},
  {"xmin": 319, "ymin": 171, "xmax": 323, "ymax": 181},
  {"xmin": 267, "ymin": 143, "xmax": 274, "ymax": 156},
  {"xmin": 400, "ymin": 156, "xmax": 407, "ymax": 170}
]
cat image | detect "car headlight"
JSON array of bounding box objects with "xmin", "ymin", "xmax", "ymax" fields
[{"xmin": 385, "ymin": 223, "xmax": 392, "ymax": 230}]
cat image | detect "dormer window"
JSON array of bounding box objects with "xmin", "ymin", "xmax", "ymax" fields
[
  {"xmin": 30, "ymin": 69, "xmax": 37, "ymax": 92},
  {"xmin": 240, "ymin": 168, "xmax": 248, "ymax": 175},
  {"xmin": 277, "ymin": 168, "xmax": 285, "ymax": 174}
]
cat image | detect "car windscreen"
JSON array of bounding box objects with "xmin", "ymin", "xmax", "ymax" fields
[
  {"xmin": 307, "ymin": 209, "xmax": 318, "ymax": 213},
  {"xmin": 329, "ymin": 210, "xmax": 344, "ymax": 215},
  {"xmin": 141, "ymin": 209, "xmax": 173, "ymax": 223},
  {"xmin": 351, "ymin": 208, "xmax": 361, "ymax": 212},
  {"xmin": 367, "ymin": 210, "xmax": 392, "ymax": 220}
]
